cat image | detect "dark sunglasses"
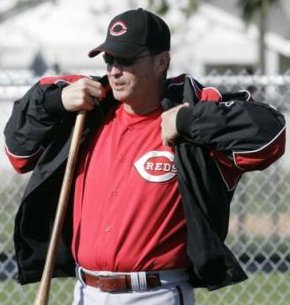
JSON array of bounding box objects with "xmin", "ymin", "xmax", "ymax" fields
[{"xmin": 103, "ymin": 53, "xmax": 154, "ymax": 67}]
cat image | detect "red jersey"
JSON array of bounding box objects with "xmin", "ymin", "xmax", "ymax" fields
[{"xmin": 72, "ymin": 103, "xmax": 191, "ymax": 271}]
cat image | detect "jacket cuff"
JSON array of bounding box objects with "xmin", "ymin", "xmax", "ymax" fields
[
  {"xmin": 43, "ymin": 87, "xmax": 66, "ymax": 114},
  {"xmin": 176, "ymin": 106, "xmax": 195, "ymax": 137}
]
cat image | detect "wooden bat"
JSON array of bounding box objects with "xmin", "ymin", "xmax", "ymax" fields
[{"xmin": 34, "ymin": 110, "xmax": 86, "ymax": 305}]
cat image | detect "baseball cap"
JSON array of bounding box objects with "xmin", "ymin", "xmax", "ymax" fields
[{"xmin": 88, "ymin": 8, "xmax": 171, "ymax": 58}]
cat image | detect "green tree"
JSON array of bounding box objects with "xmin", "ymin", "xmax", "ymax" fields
[
  {"xmin": 148, "ymin": 0, "xmax": 170, "ymax": 15},
  {"xmin": 148, "ymin": 0, "xmax": 198, "ymax": 17},
  {"xmin": 239, "ymin": 0, "xmax": 281, "ymax": 73}
]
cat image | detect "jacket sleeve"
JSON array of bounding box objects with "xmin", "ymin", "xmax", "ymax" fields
[
  {"xmin": 176, "ymin": 98, "xmax": 286, "ymax": 174},
  {"xmin": 3, "ymin": 75, "xmax": 86, "ymax": 173}
]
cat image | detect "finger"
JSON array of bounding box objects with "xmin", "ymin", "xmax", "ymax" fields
[
  {"xmin": 84, "ymin": 96, "xmax": 97, "ymax": 110},
  {"xmin": 74, "ymin": 78, "xmax": 104, "ymax": 101},
  {"xmin": 85, "ymin": 80, "xmax": 106, "ymax": 100},
  {"xmin": 162, "ymin": 137, "xmax": 174, "ymax": 147},
  {"xmin": 177, "ymin": 102, "xmax": 190, "ymax": 111}
]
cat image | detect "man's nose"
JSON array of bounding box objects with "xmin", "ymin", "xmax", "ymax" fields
[{"xmin": 108, "ymin": 62, "xmax": 123, "ymax": 76}]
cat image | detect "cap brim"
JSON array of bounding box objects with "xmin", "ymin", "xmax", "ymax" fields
[{"xmin": 88, "ymin": 39, "xmax": 147, "ymax": 58}]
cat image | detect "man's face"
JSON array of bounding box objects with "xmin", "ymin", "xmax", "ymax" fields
[{"xmin": 105, "ymin": 52, "xmax": 165, "ymax": 104}]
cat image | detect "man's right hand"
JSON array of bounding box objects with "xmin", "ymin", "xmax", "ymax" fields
[{"xmin": 61, "ymin": 78, "xmax": 106, "ymax": 112}]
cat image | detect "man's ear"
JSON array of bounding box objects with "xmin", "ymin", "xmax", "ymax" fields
[{"xmin": 156, "ymin": 51, "xmax": 170, "ymax": 73}]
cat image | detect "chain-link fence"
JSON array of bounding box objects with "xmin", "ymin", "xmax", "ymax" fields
[{"xmin": 0, "ymin": 69, "xmax": 289, "ymax": 305}]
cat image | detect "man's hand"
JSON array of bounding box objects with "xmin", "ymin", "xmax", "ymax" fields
[
  {"xmin": 161, "ymin": 103, "xmax": 189, "ymax": 146},
  {"xmin": 61, "ymin": 78, "xmax": 106, "ymax": 112}
]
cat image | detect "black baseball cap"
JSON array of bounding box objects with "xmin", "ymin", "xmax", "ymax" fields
[{"xmin": 88, "ymin": 8, "xmax": 171, "ymax": 58}]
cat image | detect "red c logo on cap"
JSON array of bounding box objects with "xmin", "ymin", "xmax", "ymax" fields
[{"xmin": 110, "ymin": 21, "xmax": 127, "ymax": 36}]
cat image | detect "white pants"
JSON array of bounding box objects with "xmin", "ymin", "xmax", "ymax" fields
[{"xmin": 72, "ymin": 268, "xmax": 195, "ymax": 305}]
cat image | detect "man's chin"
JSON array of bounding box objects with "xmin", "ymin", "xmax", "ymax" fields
[{"xmin": 112, "ymin": 90, "xmax": 128, "ymax": 102}]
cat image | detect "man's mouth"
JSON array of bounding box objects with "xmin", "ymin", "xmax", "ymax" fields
[{"xmin": 112, "ymin": 82, "xmax": 124, "ymax": 90}]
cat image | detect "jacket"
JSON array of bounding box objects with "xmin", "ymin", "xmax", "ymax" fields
[{"xmin": 4, "ymin": 73, "xmax": 286, "ymax": 290}]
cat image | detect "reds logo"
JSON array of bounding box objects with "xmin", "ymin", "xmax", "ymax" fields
[
  {"xmin": 134, "ymin": 151, "xmax": 177, "ymax": 182},
  {"xmin": 110, "ymin": 21, "xmax": 127, "ymax": 36}
]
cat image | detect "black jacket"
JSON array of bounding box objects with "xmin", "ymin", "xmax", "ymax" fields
[{"xmin": 4, "ymin": 74, "xmax": 286, "ymax": 290}]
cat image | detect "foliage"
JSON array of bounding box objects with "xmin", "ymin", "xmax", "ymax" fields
[
  {"xmin": 239, "ymin": 0, "xmax": 280, "ymax": 23},
  {"xmin": 148, "ymin": 0, "xmax": 170, "ymax": 15},
  {"xmin": 148, "ymin": 0, "xmax": 199, "ymax": 17}
]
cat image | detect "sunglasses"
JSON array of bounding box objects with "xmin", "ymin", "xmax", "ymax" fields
[{"xmin": 103, "ymin": 53, "xmax": 154, "ymax": 67}]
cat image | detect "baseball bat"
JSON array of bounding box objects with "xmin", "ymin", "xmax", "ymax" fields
[{"xmin": 34, "ymin": 110, "xmax": 86, "ymax": 305}]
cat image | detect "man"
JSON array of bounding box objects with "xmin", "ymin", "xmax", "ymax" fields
[{"xmin": 4, "ymin": 8, "xmax": 285, "ymax": 305}]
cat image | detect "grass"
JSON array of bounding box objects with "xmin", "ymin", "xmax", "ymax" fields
[
  {"xmin": 0, "ymin": 278, "xmax": 75, "ymax": 305},
  {"xmin": 1, "ymin": 273, "xmax": 290, "ymax": 305},
  {"xmin": 195, "ymin": 272, "xmax": 290, "ymax": 305}
]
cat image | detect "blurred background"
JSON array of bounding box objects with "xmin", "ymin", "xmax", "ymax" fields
[
  {"xmin": 0, "ymin": 1, "xmax": 289, "ymax": 304},
  {"xmin": 1, "ymin": 0, "xmax": 290, "ymax": 75}
]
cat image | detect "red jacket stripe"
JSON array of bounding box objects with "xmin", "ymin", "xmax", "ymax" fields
[
  {"xmin": 5, "ymin": 145, "xmax": 43, "ymax": 174},
  {"xmin": 234, "ymin": 127, "xmax": 286, "ymax": 171},
  {"xmin": 39, "ymin": 75, "xmax": 87, "ymax": 85}
]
